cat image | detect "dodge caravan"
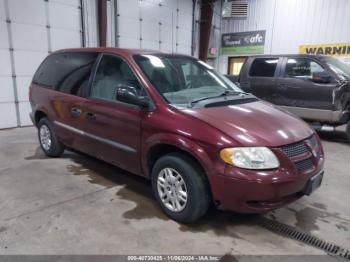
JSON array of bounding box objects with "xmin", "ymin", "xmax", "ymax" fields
[{"xmin": 29, "ymin": 48, "xmax": 325, "ymax": 223}]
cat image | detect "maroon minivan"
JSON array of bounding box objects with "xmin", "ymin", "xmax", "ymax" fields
[{"xmin": 29, "ymin": 48, "xmax": 325, "ymax": 223}]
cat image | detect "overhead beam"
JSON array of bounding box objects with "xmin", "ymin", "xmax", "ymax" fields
[
  {"xmin": 97, "ymin": 0, "xmax": 107, "ymax": 47},
  {"xmin": 198, "ymin": 0, "xmax": 215, "ymax": 61}
]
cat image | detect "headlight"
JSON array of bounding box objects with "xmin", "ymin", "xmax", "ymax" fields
[{"xmin": 220, "ymin": 147, "xmax": 279, "ymax": 169}]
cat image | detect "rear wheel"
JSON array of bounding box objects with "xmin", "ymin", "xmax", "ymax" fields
[
  {"xmin": 38, "ymin": 118, "xmax": 65, "ymax": 157},
  {"xmin": 346, "ymin": 121, "xmax": 350, "ymax": 143},
  {"xmin": 151, "ymin": 153, "xmax": 210, "ymax": 223}
]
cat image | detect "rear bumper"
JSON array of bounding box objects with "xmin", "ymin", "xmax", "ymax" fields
[{"xmin": 210, "ymin": 158, "xmax": 324, "ymax": 213}]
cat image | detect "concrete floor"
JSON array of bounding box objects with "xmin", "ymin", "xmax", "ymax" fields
[{"xmin": 0, "ymin": 127, "xmax": 349, "ymax": 257}]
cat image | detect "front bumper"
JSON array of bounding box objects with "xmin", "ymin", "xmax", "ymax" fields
[
  {"xmin": 211, "ymin": 167, "xmax": 323, "ymax": 213},
  {"xmin": 209, "ymin": 137, "xmax": 325, "ymax": 213}
]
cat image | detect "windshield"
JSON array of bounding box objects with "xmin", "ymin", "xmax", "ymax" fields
[
  {"xmin": 133, "ymin": 54, "xmax": 243, "ymax": 106},
  {"xmin": 321, "ymin": 57, "xmax": 350, "ymax": 80}
]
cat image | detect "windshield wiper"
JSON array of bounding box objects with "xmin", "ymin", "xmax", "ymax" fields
[{"xmin": 189, "ymin": 90, "xmax": 245, "ymax": 107}]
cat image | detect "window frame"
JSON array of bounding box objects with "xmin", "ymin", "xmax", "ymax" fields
[
  {"xmin": 55, "ymin": 54, "xmax": 98, "ymax": 97},
  {"xmin": 282, "ymin": 56, "xmax": 326, "ymax": 80},
  {"xmin": 87, "ymin": 53, "xmax": 154, "ymax": 110},
  {"xmin": 32, "ymin": 52, "xmax": 98, "ymax": 97},
  {"xmin": 280, "ymin": 56, "xmax": 335, "ymax": 84},
  {"xmin": 248, "ymin": 57, "xmax": 281, "ymax": 78},
  {"xmin": 32, "ymin": 54, "xmax": 56, "ymax": 89},
  {"xmin": 133, "ymin": 54, "xmax": 242, "ymax": 106}
]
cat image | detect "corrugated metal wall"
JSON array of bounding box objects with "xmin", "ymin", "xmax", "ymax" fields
[{"xmin": 218, "ymin": 0, "xmax": 350, "ymax": 73}]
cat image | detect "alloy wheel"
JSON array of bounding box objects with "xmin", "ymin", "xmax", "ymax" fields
[
  {"xmin": 157, "ymin": 167, "xmax": 188, "ymax": 212},
  {"xmin": 40, "ymin": 125, "xmax": 52, "ymax": 151}
]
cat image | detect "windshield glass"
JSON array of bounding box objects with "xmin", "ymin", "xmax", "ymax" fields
[
  {"xmin": 133, "ymin": 54, "xmax": 243, "ymax": 106},
  {"xmin": 321, "ymin": 57, "xmax": 350, "ymax": 80}
]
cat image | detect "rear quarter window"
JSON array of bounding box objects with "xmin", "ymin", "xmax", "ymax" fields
[
  {"xmin": 32, "ymin": 52, "xmax": 98, "ymax": 96},
  {"xmin": 249, "ymin": 58, "xmax": 279, "ymax": 77}
]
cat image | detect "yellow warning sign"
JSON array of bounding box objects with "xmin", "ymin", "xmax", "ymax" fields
[{"xmin": 299, "ymin": 42, "xmax": 350, "ymax": 57}]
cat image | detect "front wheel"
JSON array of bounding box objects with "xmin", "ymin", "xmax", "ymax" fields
[
  {"xmin": 151, "ymin": 153, "xmax": 210, "ymax": 223},
  {"xmin": 38, "ymin": 118, "xmax": 65, "ymax": 157}
]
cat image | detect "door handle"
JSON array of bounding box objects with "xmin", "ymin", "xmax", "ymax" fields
[
  {"xmin": 70, "ymin": 107, "xmax": 81, "ymax": 118},
  {"xmin": 85, "ymin": 112, "xmax": 96, "ymax": 121}
]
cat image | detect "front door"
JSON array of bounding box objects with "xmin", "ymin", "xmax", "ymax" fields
[
  {"xmin": 82, "ymin": 54, "xmax": 146, "ymax": 174},
  {"xmin": 277, "ymin": 57, "xmax": 336, "ymax": 110}
]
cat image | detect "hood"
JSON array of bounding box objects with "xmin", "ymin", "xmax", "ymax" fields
[{"xmin": 181, "ymin": 101, "xmax": 313, "ymax": 147}]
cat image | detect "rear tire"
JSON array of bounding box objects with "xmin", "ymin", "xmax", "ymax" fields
[
  {"xmin": 346, "ymin": 121, "xmax": 350, "ymax": 143},
  {"xmin": 151, "ymin": 153, "xmax": 210, "ymax": 223},
  {"xmin": 38, "ymin": 118, "xmax": 65, "ymax": 157}
]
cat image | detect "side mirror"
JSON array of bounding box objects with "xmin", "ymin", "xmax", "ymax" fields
[
  {"xmin": 312, "ymin": 72, "xmax": 332, "ymax": 84},
  {"xmin": 116, "ymin": 85, "xmax": 149, "ymax": 108}
]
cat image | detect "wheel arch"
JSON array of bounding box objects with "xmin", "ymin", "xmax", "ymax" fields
[
  {"xmin": 34, "ymin": 110, "xmax": 48, "ymax": 126},
  {"xmin": 143, "ymin": 134, "xmax": 215, "ymax": 180},
  {"xmin": 145, "ymin": 141, "xmax": 215, "ymax": 205},
  {"xmin": 147, "ymin": 144, "xmax": 206, "ymax": 176}
]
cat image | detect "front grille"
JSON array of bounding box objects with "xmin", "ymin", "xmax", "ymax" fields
[
  {"xmin": 279, "ymin": 135, "xmax": 321, "ymax": 173},
  {"xmin": 295, "ymin": 158, "xmax": 313, "ymax": 173},
  {"xmin": 281, "ymin": 141, "xmax": 308, "ymax": 158}
]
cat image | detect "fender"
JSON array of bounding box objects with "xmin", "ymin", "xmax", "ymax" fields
[
  {"xmin": 142, "ymin": 133, "xmax": 216, "ymax": 178},
  {"xmin": 32, "ymin": 106, "xmax": 50, "ymax": 125}
]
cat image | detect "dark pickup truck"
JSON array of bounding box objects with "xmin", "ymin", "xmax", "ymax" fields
[{"xmin": 228, "ymin": 54, "xmax": 350, "ymax": 142}]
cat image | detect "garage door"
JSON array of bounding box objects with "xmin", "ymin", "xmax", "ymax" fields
[
  {"xmin": 0, "ymin": 0, "xmax": 82, "ymax": 129},
  {"xmin": 116, "ymin": 0, "xmax": 193, "ymax": 55}
]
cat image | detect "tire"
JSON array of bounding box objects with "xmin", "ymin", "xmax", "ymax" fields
[
  {"xmin": 346, "ymin": 121, "xmax": 350, "ymax": 143},
  {"xmin": 37, "ymin": 117, "xmax": 65, "ymax": 157},
  {"xmin": 151, "ymin": 153, "xmax": 210, "ymax": 223}
]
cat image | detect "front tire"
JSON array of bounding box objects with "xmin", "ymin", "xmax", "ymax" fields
[
  {"xmin": 38, "ymin": 118, "xmax": 65, "ymax": 157},
  {"xmin": 151, "ymin": 153, "xmax": 210, "ymax": 223}
]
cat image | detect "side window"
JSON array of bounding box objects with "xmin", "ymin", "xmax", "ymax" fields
[
  {"xmin": 285, "ymin": 58, "xmax": 325, "ymax": 79},
  {"xmin": 33, "ymin": 52, "xmax": 97, "ymax": 96},
  {"xmin": 249, "ymin": 58, "xmax": 279, "ymax": 77},
  {"xmin": 91, "ymin": 55, "xmax": 143, "ymax": 102}
]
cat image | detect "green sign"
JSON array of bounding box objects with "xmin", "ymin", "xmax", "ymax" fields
[
  {"xmin": 220, "ymin": 30, "xmax": 266, "ymax": 55},
  {"xmin": 220, "ymin": 45, "xmax": 264, "ymax": 55}
]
